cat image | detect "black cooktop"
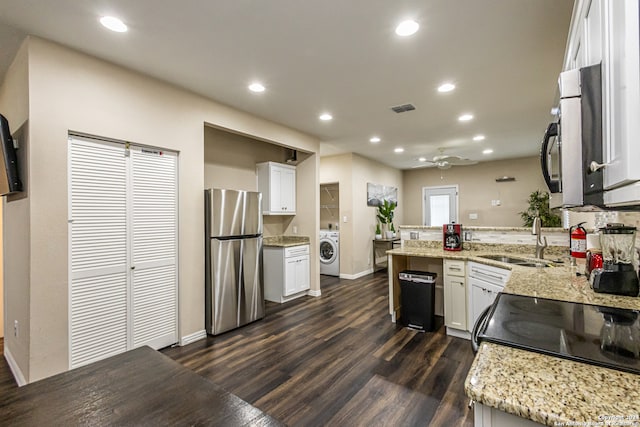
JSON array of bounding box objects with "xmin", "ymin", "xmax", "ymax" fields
[{"xmin": 478, "ymin": 293, "xmax": 640, "ymax": 375}]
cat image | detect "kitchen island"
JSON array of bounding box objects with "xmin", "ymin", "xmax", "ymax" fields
[{"xmin": 387, "ymin": 245, "xmax": 640, "ymax": 427}]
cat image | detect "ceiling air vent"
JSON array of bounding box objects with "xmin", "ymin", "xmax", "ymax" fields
[{"xmin": 390, "ymin": 103, "xmax": 416, "ymax": 113}]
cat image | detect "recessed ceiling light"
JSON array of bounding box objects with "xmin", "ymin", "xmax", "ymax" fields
[
  {"xmin": 483, "ymin": 149, "xmax": 493, "ymax": 155},
  {"xmin": 418, "ymin": 157, "xmax": 427, "ymax": 162},
  {"xmin": 100, "ymin": 16, "xmax": 128, "ymax": 33},
  {"xmin": 437, "ymin": 83, "xmax": 456, "ymax": 93},
  {"xmin": 248, "ymin": 82, "xmax": 265, "ymax": 93},
  {"xmin": 473, "ymin": 135, "xmax": 485, "ymax": 141},
  {"xmin": 394, "ymin": 147, "xmax": 404, "ymax": 153},
  {"xmin": 370, "ymin": 136, "xmax": 381, "ymax": 143},
  {"xmin": 395, "ymin": 20, "xmax": 419, "ymax": 36},
  {"xmin": 458, "ymin": 113, "xmax": 474, "ymax": 122},
  {"xmin": 319, "ymin": 113, "xmax": 333, "ymax": 121}
]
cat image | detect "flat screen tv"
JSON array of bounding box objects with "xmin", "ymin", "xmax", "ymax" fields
[{"xmin": 0, "ymin": 114, "xmax": 23, "ymax": 195}]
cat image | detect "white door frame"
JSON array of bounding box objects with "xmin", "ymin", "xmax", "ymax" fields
[{"xmin": 422, "ymin": 185, "xmax": 459, "ymax": 226}]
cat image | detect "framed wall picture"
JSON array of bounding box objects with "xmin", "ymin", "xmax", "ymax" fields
[{"xmin": 367, "ymin": 183, "xmax": 398, "ymax": 206}]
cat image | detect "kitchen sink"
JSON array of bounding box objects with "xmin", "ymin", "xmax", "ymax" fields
[{"xmin": 477, "ymin": 254, "xmax": 550, "ymax": 268}]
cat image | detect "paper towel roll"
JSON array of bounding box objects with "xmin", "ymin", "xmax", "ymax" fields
[{"xmin": 586, "ymin": 233, "xmax": 600, "ymax": 250}]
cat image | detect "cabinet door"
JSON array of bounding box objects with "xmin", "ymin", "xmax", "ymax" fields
[
  {"xmin": 280, "ymin": 167, "xmax": 296, "ymax": 213},
  {"xmin": 295, "ymin": 255, "xmax": 310, "ymax": 293},
  {"xmin": 444, "ymin": 276, "xmax": 466, "ymax": 330},
  {"xmin": 584, "ymin": 0, "xmax": 603, "ymax": 65},
  {"xmin": 470, "ymin": 282, "xmax": 501, "ymax": 328},
  {"xmin": 284, "ymin": 257, "xmax": 298, "ymax": 296},
  {"xmin": 269, "ymin": 166, "xmax": 283, "ymax": 212},
  {"xmin": 603, "ymin": 0, "xmax": 640, "ymax": 189}
]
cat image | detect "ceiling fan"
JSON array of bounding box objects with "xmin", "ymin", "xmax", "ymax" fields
[{"xmin": 421, "ymin": 148, "xmax": 478, "ymax": 170}]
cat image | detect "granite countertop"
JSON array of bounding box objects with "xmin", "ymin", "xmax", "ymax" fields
[
  {"xmin": 263, "ymin": 235, "xmax": 310, "ymax": 247},
  {"xmin": 397, "ymin": 225, "xmax": 567, "ymax": 232},
  {"xmin": 387, "ymin": 245, "xmax": 640, "ymax": 426}
]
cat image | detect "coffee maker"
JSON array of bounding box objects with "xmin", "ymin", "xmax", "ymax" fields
[
  {"xmin": 591, "ymin": 224, "xmax": 639, "ymax": 297},
  {"xmin": 443, "ymin": 222, "xmax": 462, "ymax": 251}
]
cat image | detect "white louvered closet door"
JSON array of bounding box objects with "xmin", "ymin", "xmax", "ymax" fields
[
  {"xmin": 69, "ymin": 137, "xmax": 178, "ymax": 369},
  {"xmin": 69, "ymin": 137, "xmax": 128, "ymax": 368},
  {"xmin": 130, "ymin": 146, "xmax": 177, "ymax": 349}
]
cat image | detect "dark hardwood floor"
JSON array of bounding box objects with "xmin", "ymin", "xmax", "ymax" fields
[
  {"xmin": 163, "ymin": 273, "xmax": 474, "ymax": 427},
  {"xmin": 0, "ymin": 273, "xmax": 474, "ymax": 426}
]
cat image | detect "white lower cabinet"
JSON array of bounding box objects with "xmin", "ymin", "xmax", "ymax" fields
[
  {"xmin": 474, "ymin": 403, "xmax": 543, "ymax": 427},
  {"xmin": 443, "ymin": 260, "xmax": 467, "ymax": 333},
  {"xmin": 264, "ymin": 244, "xmax": 310, "ymax": 303},
  {"xmin": 467, "ymin": 262, "xmax": 511, "ymax": 329}
]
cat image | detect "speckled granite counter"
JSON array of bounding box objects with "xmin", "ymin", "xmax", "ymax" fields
[
  {"xmin": 263, "ymin": 235, "xmax": 310, "ymax": 247},
  {"xmin": 386, "ymin": 246, "xmax": 640, "ymax": 426}
]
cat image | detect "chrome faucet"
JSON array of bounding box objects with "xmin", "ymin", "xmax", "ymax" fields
[{"xmin": 532, "ymin": 216, "xmax": 548, "ymax": 259}]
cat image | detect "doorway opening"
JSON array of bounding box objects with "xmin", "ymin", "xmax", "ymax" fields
[{"xmin": 422, "ymin": 185, "xmax": 459, "ymax": 226}]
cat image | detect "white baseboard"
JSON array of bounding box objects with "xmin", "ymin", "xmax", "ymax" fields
[
  {"xmin": 340, "ymin": 268, "xmax": 373, "ymax": 280},
  {"xmin": 446, "ymin": 327, "xmax": 471, "ymax": 340},
  {"xmin": 4, "ymin": 346, "xmax": 27, "ymax": 386},
  {"xmin": 180, "ymin": 329, "xmax": 207, "ymax": 346},
  {"xmin": 307, "ymin": 289, "xmax": 321, "ymax": 297}
]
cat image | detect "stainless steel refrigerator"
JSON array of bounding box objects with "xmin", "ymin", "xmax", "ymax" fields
[{"xmin": 205, "ymin": 188, "xmax": 264, "ymax": 335}]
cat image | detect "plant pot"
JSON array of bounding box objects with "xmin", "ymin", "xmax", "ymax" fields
[
  {"xmin": 385, "ymin": 231, "xmax": 394, "ymax": 239},
  {"xmin": 375, "ymin": 234, "xmax": 382, "ymax": 240}
]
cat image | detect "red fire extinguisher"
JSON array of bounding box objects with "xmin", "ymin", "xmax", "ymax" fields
[{"xmin": 570, "ymin": 222, "xmax": 587, "ymax": 259}]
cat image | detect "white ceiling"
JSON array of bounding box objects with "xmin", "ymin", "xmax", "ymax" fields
[{"xmin": 0, "ymin": 0, "xmax": 573, "ymax": 169}]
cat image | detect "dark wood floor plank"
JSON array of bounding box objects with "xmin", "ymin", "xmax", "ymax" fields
[
  {"xmin": 0, "ymin": 273, "xmax": 476, "ymax": 426},
  {"xmin": 162, "ymin": 273, "xmax": 475, "ymax": 426}
]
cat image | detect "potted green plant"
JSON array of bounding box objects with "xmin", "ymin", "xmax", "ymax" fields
[
  {"xmin": 376, "ymin": 199, "xmax": 396, "ymax": 239},
  {"xmin": 519, "ymin": 190, "xmax": 562, "ymax": 227},
  {"xmin": 375, "ymin": 223, "xmax": 382, "ymax": 239}
]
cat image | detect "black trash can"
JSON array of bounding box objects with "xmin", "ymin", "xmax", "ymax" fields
[{"xmin": 399, "ymin": 270, "xmax": 437, "ymax": 331}]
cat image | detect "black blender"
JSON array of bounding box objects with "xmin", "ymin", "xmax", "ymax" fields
[{"xmin": 591, "ymin": 224, "xmax": 639, "ymax": 297}]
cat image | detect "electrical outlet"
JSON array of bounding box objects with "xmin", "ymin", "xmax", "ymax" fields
[
  {"xmin": 14, "ymin": 320, "xmax": 18, "ymax": 337},
  {"xmin": 292, "ymin": 226, "xmax": 298, "ymax": 234}
]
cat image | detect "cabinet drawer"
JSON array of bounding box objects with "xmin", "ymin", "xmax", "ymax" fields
[
  {"xmin": 444, "ymin": 259, "xmax": 465, "ymax": 277},
  {"xmin": 284, "ymin": 244, "xmax": 309, "ymax": 258}
]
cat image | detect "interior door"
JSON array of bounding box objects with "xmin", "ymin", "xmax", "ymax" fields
[
  {"xmin": 130, "ymin": 146, "xmax": 178, "ymax": 349},
  {"xmin": 69, "ymin": 136, "xmax": 178, "ymax": 368},
  {"xmin": 69, "ymin": 137, "xmax": 128, "ymax": 368},
  {"xmin": 422, "ymin": 186, "xmax": 458, "ymax": 226}
]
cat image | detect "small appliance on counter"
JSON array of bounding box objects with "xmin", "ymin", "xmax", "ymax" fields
[
  {"xmin": 591, "ymin": 224, "xmax": 639, "ymax": 297},
  {"xmin": 443, "ymin": 222, "xmax": 462, "ymax": 251}
]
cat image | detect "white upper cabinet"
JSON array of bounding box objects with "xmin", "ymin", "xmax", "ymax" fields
[
  {"xmin": 257, "ymin": 162, "xmax": 296, "ymax": 215},
  {"xmin": 601, "ymin": 0, "xmax": 640, "ymax": 201},
  {"xmin": 565, "ymin": 0, "xmax": 640, "ymax": 206}
]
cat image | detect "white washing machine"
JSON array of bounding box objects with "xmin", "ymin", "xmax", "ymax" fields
[{"xmin": 319, "ymin": 230, "xmax": 340, "ymax": 276}]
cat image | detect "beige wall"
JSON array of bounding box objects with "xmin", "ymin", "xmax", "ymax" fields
[
  {"xmin": 0, "ymin": 39, "xmax": 30, "ymax": 380},
  {"xmin": 203, "ymin": 126, "xmax": 317, "ymax": 238},
  {"xmin": 320, "ymin": 153, "xmax": 402, "ymax": 277},
  {"xmin": 2, "ymin": 36, "xmax": 320, "ymax": 383},
  {"xmin": 403, "ymin": 156, "xmax": 547, "ymax": 227}
]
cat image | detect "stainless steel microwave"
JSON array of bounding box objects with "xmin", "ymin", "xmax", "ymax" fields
[{"xmin": 541, "ymin": 63, "xmax": 604, "ymax": 209}]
